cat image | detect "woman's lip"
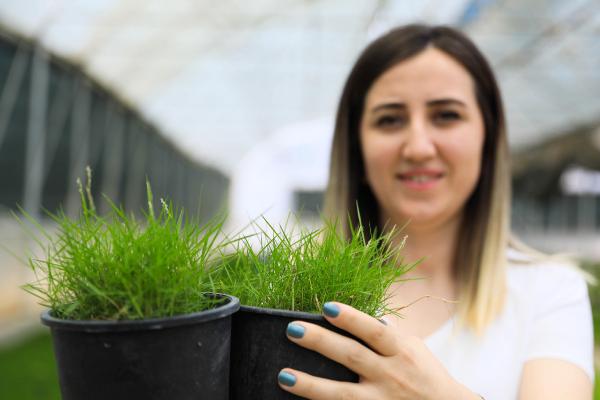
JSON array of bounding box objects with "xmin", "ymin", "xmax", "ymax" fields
[
  {"xmin": 396, "ymin": 174, "xmax": 444, "ymax": 191},
  {"xmin": 397, "ymin": 171, "xmax": 445, "ymax": 178}
]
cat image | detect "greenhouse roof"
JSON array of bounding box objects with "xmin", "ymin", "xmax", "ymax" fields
[{"xmin": 1, "ymin": 0, "xmax": 598, "ymax": 174}]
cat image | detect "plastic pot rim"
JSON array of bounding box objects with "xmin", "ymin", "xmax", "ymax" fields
[
  {"xmin": 239, "ymin": 304, "xmax": 328, "ymax": 322},
  {"xmin": 41, "ymin": 293, "xmax": 240, "ymax": 333}
]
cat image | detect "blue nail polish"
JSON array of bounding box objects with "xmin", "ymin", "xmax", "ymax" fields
[
  {"xmin": 278, "ymin": 371, "xmax": 297, "ymax": 387},
  {"xmin": 323, "ymin": 302, "xmax": 340, "ymax": 318},
  {"xmin": 287, "ymin": 323, "xmax": 305, "ymax": 338}
]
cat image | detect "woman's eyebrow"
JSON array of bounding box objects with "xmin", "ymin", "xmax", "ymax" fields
[
  {"xmin": 371, "ymin": 103, "xmax": 406, "ymax": 113},
  {"xmin": 427, "ymin": 98, "xmax": 466, "ymax": 107},
  {"xmin": 370, "ymin": 98, "xmax": 466, "ymax": 113}
]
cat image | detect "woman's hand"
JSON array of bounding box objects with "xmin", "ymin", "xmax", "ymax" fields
[{"xmin": 278, "ymin": 302, "xmax": 480, "ymax": 400}]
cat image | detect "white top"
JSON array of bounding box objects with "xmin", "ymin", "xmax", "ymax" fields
[{"xmin": 424, "ymin": 250, "xmax": 595, "ymax": 400}]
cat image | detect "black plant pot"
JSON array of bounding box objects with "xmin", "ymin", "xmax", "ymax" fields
[
  {"xmin": 230, "ymin": 305, "xmax": 359, "ymax": 400},
  {"xmin": 41, "ymin": 293, "xmax": 239, "ymax": 400}
]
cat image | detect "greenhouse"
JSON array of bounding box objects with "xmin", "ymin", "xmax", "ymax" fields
[{"xmin": 0, "ymin": 0, "xmax": 598, "ymax": 398}]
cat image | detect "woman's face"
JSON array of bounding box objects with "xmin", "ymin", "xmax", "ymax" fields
[{"xmin": 360, "ymin": 47, "xmax": 485, "ymax": 230}]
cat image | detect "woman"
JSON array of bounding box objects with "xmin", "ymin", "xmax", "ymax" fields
[{"xmin": 277, "ymin": 25, "xmax": 594, "ymax": 399}]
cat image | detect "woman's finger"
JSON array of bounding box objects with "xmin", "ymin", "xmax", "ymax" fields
[
  {"xmin": 321, "ymin": 302, "xmax": 399, "ymax": 356},
  {"xmin": 286, "ymin": 321, "xmax": 380, "ymax": 379},
  {"xmin": 277, "ymin": 368, "xmax": 370, "ymax": 400}
]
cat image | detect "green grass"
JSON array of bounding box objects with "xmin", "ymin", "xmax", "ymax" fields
[
  {"xmin": 18, "ymin": 171, "xmax": 225, "ymax": 320},
  {"xmin": 213, "ymin": 217, "xmax": 417, "ymax": 317},
  {"xmin": 581, "ymin": 261, "xmax": 600, "ymax": 340},
  {"xmin": 580, "ymin": 260, "xmax": 600, "ymax": 399},
  {"xmin": 0, "ymin": 330, "xmax": 60, "ymax": 400}
]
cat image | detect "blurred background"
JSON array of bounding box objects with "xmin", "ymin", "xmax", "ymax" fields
[{"xmin": 0, "ymin": 0, "xmax": 599, "ymax": 398}]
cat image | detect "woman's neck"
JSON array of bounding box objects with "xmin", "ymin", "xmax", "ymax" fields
[
  {"xmin": 384, "ymin": 214, "xmax": 463, "ymax": 324},
  {"xmin": 386, "ymin": 214, "xmax": 462, "ymax": 288}
]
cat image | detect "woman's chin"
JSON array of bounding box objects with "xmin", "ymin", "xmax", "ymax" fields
[{"xmin": 394, "ymin": 209, "xmax": 455, "ymax": 229}]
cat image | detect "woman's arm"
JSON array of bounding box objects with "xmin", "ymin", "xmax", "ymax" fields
[
  {"xmin": 278, "ymin": 302, "xmax": 483, "ymax": 400},
  {"xmin": 519, "ymin": 358, "xmax": 593, "ymax": 400},
  {"xmin": 517, "ymin": 264, "xmax": 594, "ymax": 400}
]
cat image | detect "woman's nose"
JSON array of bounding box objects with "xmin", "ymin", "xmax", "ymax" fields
[{"xmin": 401, "ymin": 120, "xmax": 436, "ymax": 162}]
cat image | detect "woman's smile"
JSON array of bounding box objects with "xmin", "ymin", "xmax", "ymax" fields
[{"xmin": 396, "ymin": 169, "xmax": 446, "ymax": 191}]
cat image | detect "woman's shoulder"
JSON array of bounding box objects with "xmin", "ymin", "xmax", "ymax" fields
[
  {"xmin": 507, "ymin": 247, "xmax": 588, "ymax": 275},
  {"xmin": 505, "ymin": 247, "xmax": 591, "ymax": 303},
  {"xmin": 504, "ymin": 248, "xmax": 595, "ymax": 384}
]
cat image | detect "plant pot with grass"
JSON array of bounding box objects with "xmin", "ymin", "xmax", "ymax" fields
[
  {"xmin": 214, "ymin": 218, "xmax": 413, "ymax": 400},
  {"xmin": 21, "ymin": 172, "xmax": 239, "ymax": 400}
]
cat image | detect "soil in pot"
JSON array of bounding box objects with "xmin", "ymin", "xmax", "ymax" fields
[{"xmin": 42, "ymin": 294, "xmax": 239, "ymax": 400}]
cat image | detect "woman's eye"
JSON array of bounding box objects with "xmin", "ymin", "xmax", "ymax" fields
[
  {"xmin": 375, "ymin": 115, "xmax": 404, "ymax": 128},
  {"xmin": 433, "ymin": 111, "xmax": 461, "ymax": 123}
]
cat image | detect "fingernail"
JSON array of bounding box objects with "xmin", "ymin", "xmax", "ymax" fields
[
  {"xmin": 323, "ymin": 302, "xmax": 340, "ymax": 318},
  {"xmin": 287, "ymin": 323, "xmax": 305, "ymax": 338},
  {"xmin": 278, "ymin": 371, "xmax": 297, "ymax": 387},
  {"xmin": 378, "ymin": 318, "xmax": 388, "ymax": 325}
]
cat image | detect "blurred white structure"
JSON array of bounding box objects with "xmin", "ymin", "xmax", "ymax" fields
[
  {"xmin": 228, "ymin": 117, "xmax": 333, "ymax": 232},
  {"xmin": 561, "ymin": 166, "xmax": 600, "ymax": 196}
]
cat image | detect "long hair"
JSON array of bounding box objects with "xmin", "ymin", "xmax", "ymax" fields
[{"xmin": 324, "ymin": 24, "xmax": 510, "ymax": 334}]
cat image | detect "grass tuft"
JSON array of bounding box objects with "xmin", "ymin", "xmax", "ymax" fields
[
  {"xmin": 213, "ymin": 216, "xmax": 417, "ymax": 317},
  {"xmin": 18, "ymin": 172, "xmax": 225, "ymax": 320}
]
